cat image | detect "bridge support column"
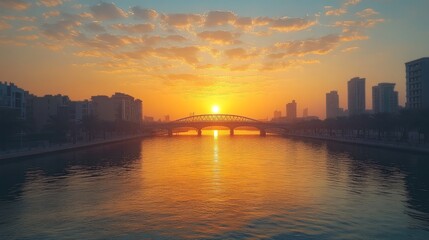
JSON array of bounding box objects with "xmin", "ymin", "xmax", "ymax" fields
[
  {"xmin": 197, "ymin": 129, "xmax": 202, "ymax": 136},
  {"xmin": 260, "ymin": 129, "xmax": 266, "ymax": 137},
  {"xmin": 230, "ymin": 128, "xmax": 234, "ymax": 136},
  {"xmin": 168, "ymin": 129, "xmax": 173, "ymax": 136}
]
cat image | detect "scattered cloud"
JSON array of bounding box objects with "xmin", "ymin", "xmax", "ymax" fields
[
  {"xmin": 43, "ymin": 10, "xmax": 60, "ymax": 19},
  {"xmin": 224, "ymin": 48, "xmax": 258, "ymax": 59},
  {"xmin": 160, "ymin": 13, "xmax": 204, "ymax": 29},
  {"xmin": 84, "ymin": 22, "xmax": 105, "ymax": 32},
  {"xmin": 38, "ymin": 0, "xmax": 62, "ymax": 7},
  {"xmin": 90, "ymin": 2, "xmax": 127, "ymax": 20},
  {"xmin": 0, "ymin": 0, "xmax": 31, "ymax": 11},
  {"xmin": 269, "ymin": 17, "xmax": 316, "ymax": 32},
  {"xmin": 0, "ymin": 21, "xmax": 11, "ymax": 30},
  {"xmin": 356, "ymin": 8, "xmax": 379, "ymax": 18},
  {"xmin": 342, "ymin": 46, "xmax": 359, "ymax": 52},
  {"xmin": 111, "ymin": 23, "xmax": 155, "ymax": 34},
  {"xmin": 325, "ymin": 0, "xmax": 361, "ymax": 16},
  {"xmin": 274, "ymin": 34, "xmax": 341, "ymax": 56},
  {"xmin": 205, "ymin": 11, "xmax": 237, "ymax": 27},
  {"xmin": 198, "ymin": 30, "xmax": 240, "ymax": 45},
  {"xmin": 131, "ymin": 6, "xmax": 158, "ymax": 20}
]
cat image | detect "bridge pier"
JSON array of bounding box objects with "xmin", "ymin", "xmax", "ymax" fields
[
  {"xmin": 260, "ymin": 129, "xmax": 266, "ymax": 137},
  {"xmin": 168, "ymin": 129, "xmax": 173, "ymax": 136},
  {"xmin": 230, "ymin": 128, "xmax": 234, "ymax": 136},
  {"xmin": 197, "ymin": 129, "xmax": 202, "ymax": 136}
]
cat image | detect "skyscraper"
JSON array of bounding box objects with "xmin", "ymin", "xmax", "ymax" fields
[
  {"xmin": 326, "ymin": 91, "xmax": 340, "ymax": 119},
  {"xmin": 372, "ymin": 83, "xmax": 398, "ymax": 113},
  {"xmin": 286, "ymin": 100, "xmax": 297, "ymax": 120},
  {"xmin": 348, "ymin": 77, "xmax": 366, "ymax": 115},
  {"xmin": 406, "ymin": 57, "xmax": 429, "ymax": 109}
]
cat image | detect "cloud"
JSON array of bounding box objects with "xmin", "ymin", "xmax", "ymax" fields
[
  {"xmin": 42, "ymin": 19, "xmax": 81, "ymax": 40},
  {"xmin": 111, "ymin": 23, "xmax": 155, "ymax": 34},
  {"xmin": 274, "ymin": 34, "xmax": 341, "ymax": 56},
  {"xmin": 95, "ymin": 33, "xmax": 137, "ymax": 48},
  {"xmin": 38, "ymin": 0, "xmax": 62, "ymax": 7},
  {"xmin": 325, "ymin": 0, "xmax": 361, "ymax": 16},
  {"xmin": 224, "ymin": 48, "xmax": 258, "ymax": 59},
  {"xmin": 131, "ymin": 6, "xmax": 158, "ymax": 20},
  {"xmin": 154, "ymin": 46, "xmax": 200, "ymax": 64},
  {"xmin": 234, "ymin": 17, "xmax": 253, "ymax": 29},
  {"xmin": 325, "ymin": 6, "xmax": 347, "ymax": 16},
  {"xmin": 160, "ymin": 13, "xmax": 203, "ymax": 29},
  {"xmin": 335, "ymin": 19, "xmax": 384, "ymax": 28},
  {"xmin": 84, "ymin": 22, "xmax": 105, "ymax": 32},
  {"xmin": 43, "ymin": 10, "xmax": 60, "ymax": 19},
  {"xmin": 142, "ymin": 34, "xmax": 187, "ymax": 46},
  {"xmin": 205, "ymin": 11, "xmax": 237, "ymax": 27},
  {"xmin": 90, "ymin": 2, "xmax": 127, "ymax": 20},
  {"xmin": 198, "ymin": 30, "xmax": 240, "ymax": 45},
  {"xmin": 260, "ymin": 59, "xmax": 319, "ymax": 71},
  {"xmin": 269, "ymin": 17, "xmax": 316, "ymax": 32},
  {"xmin": 356, "ymin": 8, "xmax": 379, "ymax": 18},
  {"xmin": 18, "ymin": 26, "xmax": 36, "ymax": 31},
  {"xmin": 0, "ymin": 0, "xmax": 31, "ymax": 10},
  {"xmin": 0, "ymin": 21, "xmax": 11, "ymax": 30},
  {"xmin": 342, "ymin": 46, "xmax": 359, "ymax": 52}
]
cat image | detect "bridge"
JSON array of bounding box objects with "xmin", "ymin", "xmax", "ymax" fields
[{"xmin": 144, "ymin": 114, "xmax": 288, "ymax": 136}]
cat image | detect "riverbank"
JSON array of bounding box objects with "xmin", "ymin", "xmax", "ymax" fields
[
  {"xmin": 283, "ymin": 133, "xmax": 429, "ymax": 154},
  {"xmin": 0, "ymin": 133, "xmax": 151, "ymax": 161}
]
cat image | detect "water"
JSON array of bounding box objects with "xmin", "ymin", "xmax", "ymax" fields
[{"xmin": 1, "ymin": 130, "xmax": 429, "ymax": 239}]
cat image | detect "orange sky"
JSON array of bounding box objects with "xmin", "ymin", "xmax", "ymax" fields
[{"xmin": 1, "ymin": 0, "xmax": 429, "ymax": 120}]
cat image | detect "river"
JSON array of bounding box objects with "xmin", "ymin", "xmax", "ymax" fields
[{"xmin": 1, "ymin": 130, "xmax": 428, "ymax": 239}]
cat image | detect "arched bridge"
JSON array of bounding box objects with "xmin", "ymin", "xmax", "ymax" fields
[{"xmin": 147, "ymin": 114, "xmax": 288, "ymax": 136}]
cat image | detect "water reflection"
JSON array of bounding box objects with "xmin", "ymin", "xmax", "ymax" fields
[{"xmin": 0, "ymin": 136, "xmax": 428, "ymax": 239}]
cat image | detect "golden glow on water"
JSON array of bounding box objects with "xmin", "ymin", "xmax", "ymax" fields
[{"xmin": 1, "ymin": 137, "xmax": 427, "ymax": 239}]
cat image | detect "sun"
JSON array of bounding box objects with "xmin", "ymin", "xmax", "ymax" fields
[{"xmin": 211, "ymin": 105, "xmax": 220, "ymax": 114}]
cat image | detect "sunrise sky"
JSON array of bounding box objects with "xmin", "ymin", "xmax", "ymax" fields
[{"xmin": 1, "ymin": 0, "xmax": 428, "ymax": 119}]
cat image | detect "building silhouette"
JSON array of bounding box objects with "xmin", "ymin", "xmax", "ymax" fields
[
  {"xmin": 286, "ymin": 100, "xmax": 297, "ymax": 121},
  {"xmin": 0, "ymin": 82, "xmax": 28, "ymax": 119},
  {"xmin": 406, "ymin": 57, "xmax": 429, "ymax": 109},
  {"xmin": 30, "ymin": 94, "xmax": 71, "ymax": 131},
  {"xmin": 91, "ymin": 93, "xmax": 142, "ymax": 123},
  {"xmin": 326, "ymin": 91, "xmax": 340, "ymax": 119},
  {"xmin": 348, "ymin": 77, "xmax": 366, "ymax": 115},
  {"xmin": 372, "ymin": 83, "xmax": 399, "ymax": 113},
  {"xmin": 273, "ymin": 110, "xmax": 281, "ymax": 120},
  {"xmin": 303, "ymin": 108, "xmax": 308, "ymax": 118}
]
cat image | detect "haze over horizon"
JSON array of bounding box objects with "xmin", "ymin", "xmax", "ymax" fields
[{"xmin": 1, "ymin": 0, "xmax": 429, "ymax": 119}]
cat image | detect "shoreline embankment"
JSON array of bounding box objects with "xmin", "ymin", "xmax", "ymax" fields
[
  {"xmin": 283, "ymin": 133, "xmax": 429, "ymax": 154},
  {"xmin": 0, "ymin": 133, "xmax": 151, "ymax": 161}
]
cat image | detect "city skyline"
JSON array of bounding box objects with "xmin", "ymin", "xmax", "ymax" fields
[{"xmin": 1, "ymin": 0, "xmax": 429, "ymax": 119}]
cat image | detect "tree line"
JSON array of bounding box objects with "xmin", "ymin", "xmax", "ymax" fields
[
  {"xmin": 0, "ymin": 108, "xmax": 142, "ymax": 150},
  {"xmin": 285, "ymin": 109, "xmax": 429, "ymax": 144}
]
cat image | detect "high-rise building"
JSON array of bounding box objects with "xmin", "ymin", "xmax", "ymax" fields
[
  {"xmin": 326, "ymin": 91, "xmax": 340, "ymax": 119},
  {"xmin": 303, "ymin": 108, "xmax": 308, "ymax": 118},
  {"xmin": 31, "ymin": 94, "xmax": 71, "ymax": 130},
  {"xmin": 0, "ymin": 82, "xmax": 28, "ymax": 119},
  {"xmin": 348, "ymin": 77, "xmax": 366, "ymax": 115},
  {"xmin": 286, "ymin": 100, "xmax": 297, "ymax": 120},
  {"xmin": 372, "ymin": 83, "xmax": 399, "ymax": 113},
  {"xmin": 406, "ymin": 57, "xmax": 429, "ymax": 109},
  {"xmin": 91, "ymin": 93, "xmax": 142, "ymax": 123}
]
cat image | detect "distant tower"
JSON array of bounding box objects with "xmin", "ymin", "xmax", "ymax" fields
[
  {"xmin": 326, "ymin": 91, "xmax": 340, "ymax": 119},
  {"xmin": 303, "ymin": 108, "xmax": 308, "ymax": 118},
  {"xmin": 372, "ymin": 83, "xmax": 398, "ymax": 113},
  {"xmin": 286, "ymin": 100, "xmax": 297, "ymax": 120},
  {"xmin": 406, "ymin": 57, "xmax": 429, "ymax": 109},
  {"xmin": 348, "ymin": 77, "xmax": 366, "ymax": 115}
]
